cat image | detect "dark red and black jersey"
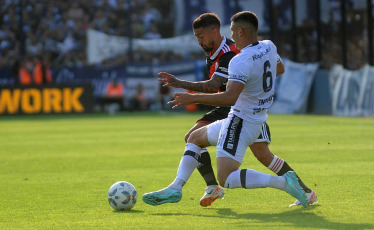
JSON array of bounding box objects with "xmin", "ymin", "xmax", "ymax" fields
[{"xmin": 206, "ymin": 36, "xmax": 240, "ymax": 92}]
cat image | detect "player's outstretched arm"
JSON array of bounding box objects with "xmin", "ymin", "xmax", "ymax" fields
[
  {"xmin": 158, "ymin": 72, "xmax": 226, "ymax": 93},
  {"xmin": 158, "ymin": 72, "xmax": 182, "ymax": 88},
  {"xmin": 168, "ymin": 80, "xmax": 244, "ymax": 109},
  {"xmin": 276, "ymin": 60, "xmax": 285, "ymax": 76}
]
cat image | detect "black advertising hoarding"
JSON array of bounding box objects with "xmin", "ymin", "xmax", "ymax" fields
[{"xmin": 0, "ymin": 84, "xmax": 94, "ymax": 115}]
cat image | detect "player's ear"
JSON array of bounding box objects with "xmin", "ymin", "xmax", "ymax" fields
[
  {"xmin": 211, "ymin": 26, "xmax": 218, "ymax": 35},
  {"xmin": 238, "ymin": 27, "xmax": 243, "ymax": 37}
]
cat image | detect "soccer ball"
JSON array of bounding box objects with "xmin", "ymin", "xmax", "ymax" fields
[{"xmin": 108, "ymin": 181, "xmax": 137, "ymax": 210}]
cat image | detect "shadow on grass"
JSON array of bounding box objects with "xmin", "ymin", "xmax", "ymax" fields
[
  {"xmin": 112, "ymin": 209, "xmax": 145, "ymax": 214},
  {"xmin": 152, "ymin": 206, "xmax": 373, "ymax": 230}
]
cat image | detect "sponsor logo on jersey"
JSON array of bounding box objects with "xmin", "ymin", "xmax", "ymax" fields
[
  {"xmin": 253, "ymin": 108, "xmax": 267, "ymax": 114},
  {"xmin": 227, "ymin": 116, "xmax": 241, "ymax": 149},
  {"xmin": 258, "ymin": 95, "xmax": 274, "ymax": 106},
  {"xmin": 252, "ymin": 47, "xmax": 271, "ymax": 61}
]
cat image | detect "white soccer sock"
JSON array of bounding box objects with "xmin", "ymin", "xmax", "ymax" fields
[
  {"xmin": 224, "ymin": 169, "xmax": 271, "ymax": 189},
  {"xmin": 224, "ymin": 170, "xmax": 242, "ymax": 188},
  {"xmin": 267, "ymin": 155, "xmax": 285, "ymax": 174},
  {"xmin": 223, "ymin": 169, "xmax": 288, "ymax": 191},
  {"xmin": 268, "ymin": 175, "xmax": 287, "ymax": 191},
  {"xmin": 167, "ymin": 143, "xmax": 201, "ymax": 190}
]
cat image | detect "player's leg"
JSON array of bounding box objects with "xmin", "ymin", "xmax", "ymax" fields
[
  {"xmin": 190, "ymin": 107, "xmax": 230, "ymax": 189},
  {"xmin": 216, "ymin": 117, "xmax": 308, "ymax": 207},
  {"xmin": 185, "ymin": 122, "xmax": 218, "ymax": 187},
  {"xmin": 215, "ymin": 114, "xmax": 262, "ymax": 186},
  {"xmin": 221, "ymin": 163, "xmax": 308, "ymax": 207},
  {"xmin": 250, "ymin": 122, "xmax": 317, "ymax": 205},
  {"xmin": 198, "ymin": 119, "xmax": 227, "ymax": 206},
  {"xmin": 189, "ymin": 107, "xmax": 230, "ymax": 206},
  {"xmin": 250, "ymin": 142, "xmax": 313, "ymax": 191},
  {"xmin": 142, "ymin": 125, "xmax": 213, "ymax": 206}
]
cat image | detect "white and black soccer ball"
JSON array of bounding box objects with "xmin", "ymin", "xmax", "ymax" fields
[{"xmin": 108, "ymin": 181, "xmax": 137, "ymax": 210}]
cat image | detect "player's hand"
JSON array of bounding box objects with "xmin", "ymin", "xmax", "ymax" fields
[
  {"xmin": 168, "ymin": 92, "xmax": 195, "ymax": 109},
  {"xmin": 158, "ymin": 72, "xmax": 180, "ymax": 88}
]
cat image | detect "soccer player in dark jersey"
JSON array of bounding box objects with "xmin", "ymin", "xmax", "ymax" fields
[{"xmin": 157, "ymin": 13, "xmax": 317, "ymax": 207}]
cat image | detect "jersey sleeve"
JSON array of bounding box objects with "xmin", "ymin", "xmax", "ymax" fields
[
  {"xmin": 269, "ymin": 41, "xmax": 281, "ymax": 63},
  {"xmin": 228, "ymin": 56, "xmax": 249, "ymax": 85},
  {"xmin": 276, "ymin": 54, "xmax": 282, "ymax": 63},
  {"xmin": 214, "ymin": 51, "xmax": 236, "ymax": 78}
]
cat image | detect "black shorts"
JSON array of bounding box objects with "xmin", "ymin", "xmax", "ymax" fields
[
  {"xmin": 197, "ymin": 107, "xmax": 231, "ymax": 123},
  {"xmin": 197, "ymin": 107, "xmax": 271, "ymax": 143}
]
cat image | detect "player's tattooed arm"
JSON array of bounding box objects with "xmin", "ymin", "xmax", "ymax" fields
[
  {"xmin": 178, "ymin": 75, "xmax": 226, "ymax": 93},
  {"xmin": 158, "ymin": 72, "xmax": 226, "ymax": 93}
]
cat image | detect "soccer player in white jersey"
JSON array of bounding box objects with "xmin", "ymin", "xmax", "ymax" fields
[
  {"xmin": 158, "ymin": 13, "xmax": 317, "ymax": 207},
  {"xmin": 142, "ymin": 11, "xmax": 308, "ymax": 207}
]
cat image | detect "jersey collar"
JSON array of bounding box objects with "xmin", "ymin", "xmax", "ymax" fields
[
  {"xmin": 242, "ymin": 41, "xmax": 259, "ymax": 51},
  {"xmin": 210, "ymin": 36, "xmax": 226, "ymax": 60}
]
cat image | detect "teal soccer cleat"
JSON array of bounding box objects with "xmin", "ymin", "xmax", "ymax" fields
[
  {"xmin": 289, "ymin": 190, "xmax": 318, "ymax": 207},
  {"xmin": 284, "ymin": 171, "xmax": 308, "ymax": 207},
  {"xmin": 142, "ymin": 188, "xmax": 182, "ymax": 206}
]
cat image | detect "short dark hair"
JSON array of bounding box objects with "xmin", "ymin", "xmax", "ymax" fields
[
  {"xmin": 192, "ymin": 13, "xmax": 221, "ymax": 30},
  {"xmin": 231, "ymin": 11, "xmax": 258, "ymax": 32}
]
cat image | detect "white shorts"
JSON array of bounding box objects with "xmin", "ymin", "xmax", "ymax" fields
[
  {"xmin": 207, "ymin": 114, "xmax": 263, "ymax": 163},
  {"xmin": 254, "ymin": 122, "xmax": 271, "ymax": 144}
]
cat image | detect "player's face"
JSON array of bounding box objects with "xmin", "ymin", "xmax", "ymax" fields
[
  {"xmin": 193, "ymin": 27, "xmax": 215, "ymax": 52},
  {"xmin": 230, "ymin": 22, "xmax": 240, "ymax": 49}
]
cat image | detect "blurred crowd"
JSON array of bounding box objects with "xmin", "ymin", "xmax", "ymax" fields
[
  {"xmin": 0, "ymin": 0, "xmax": 175, "ymax": 68},
  {"xmin": 0, "ymin": 0, "xmax": 372, "ymax": 71},
  {"xmin": 269, "ymin": 0, "xmax": 369, "ymax": 70}
]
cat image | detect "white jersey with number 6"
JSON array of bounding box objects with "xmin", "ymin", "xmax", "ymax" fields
[{"xmin": 228, "ymin": 40, "xmax": 280, "ymax": 122}]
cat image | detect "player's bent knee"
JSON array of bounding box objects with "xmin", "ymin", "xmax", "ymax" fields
[
  {"xmin": 187, "ymin": 131, "xmax": 198, "ymax": 144},
  {"xmin": 217, "ymin": 171, "xmax": 232, "ymax": 187},
  {"xmin": 185, "ymin": 128, "xmax": 196, "ymax": 143},
  {"xmin": 184, "ymin": 133, "xmax": 190, "ymax": 143},
  {"xmin": 218, "ymin": 175, "xmax": 227, "ymax": 188},
  {"xmin": 187, "ymin": 127, "xmax": 209, "ymax": 147}
]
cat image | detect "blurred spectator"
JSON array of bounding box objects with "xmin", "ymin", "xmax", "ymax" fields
[
  {"xmin": 141, "ymin": 2, "xmax": 162, "ymax": 31},
  {"xmin": 159, "ymin": 82, "xmax": 171, "ymax": 111},
  {"xmin": 130, "ymin": 83, "xmax": 149, "ymax": 111},
  {"xmin": 32, "ymin": 55, "xmax": 53, "ymax": 85},
  {"xmin": 143, "ymin": 25, "xmax": 162, "ymax": 39},
  {"xmin": 18, "ymin": 57, "xmax": 34, "ymax": 85},
  {"xmin": 18, "ymin": 55, "xmax": 53, "ymax": 85},
  {"xmin": 107, "ymin": 78, "xmax": 124, "ymax": 98},
  {"xmin": 101, "ymin": 78, "xmax": 126, "ymax": 113},
  {"xmin": 67, "ymin": 2, "xmax": 84, "ymax": 21}
]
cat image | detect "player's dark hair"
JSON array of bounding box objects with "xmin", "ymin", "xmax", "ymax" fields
[
  {"xmin": 231, "ymin": 11, "xmax": 258, "ymax": 32},
  {"xmin": 192, "ymin": 13, "xmax": 221, "ymax": 30}
]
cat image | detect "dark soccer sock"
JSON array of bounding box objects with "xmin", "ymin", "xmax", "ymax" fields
[
  {"xmin": 197, "ymin": 149, "xmax": 219, "ymax": 186},
  {"xmin": 277, "ymin": 161, "xmax": 312, "ymax": 193},
  {"xmin": 268, "ymin": 155, "xmax": 311, "ymax": 193}
]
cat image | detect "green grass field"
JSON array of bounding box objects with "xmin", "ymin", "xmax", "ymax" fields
[{"xmin": 0, "ymin": 112, "xmax": 373, "ymax": 230}]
